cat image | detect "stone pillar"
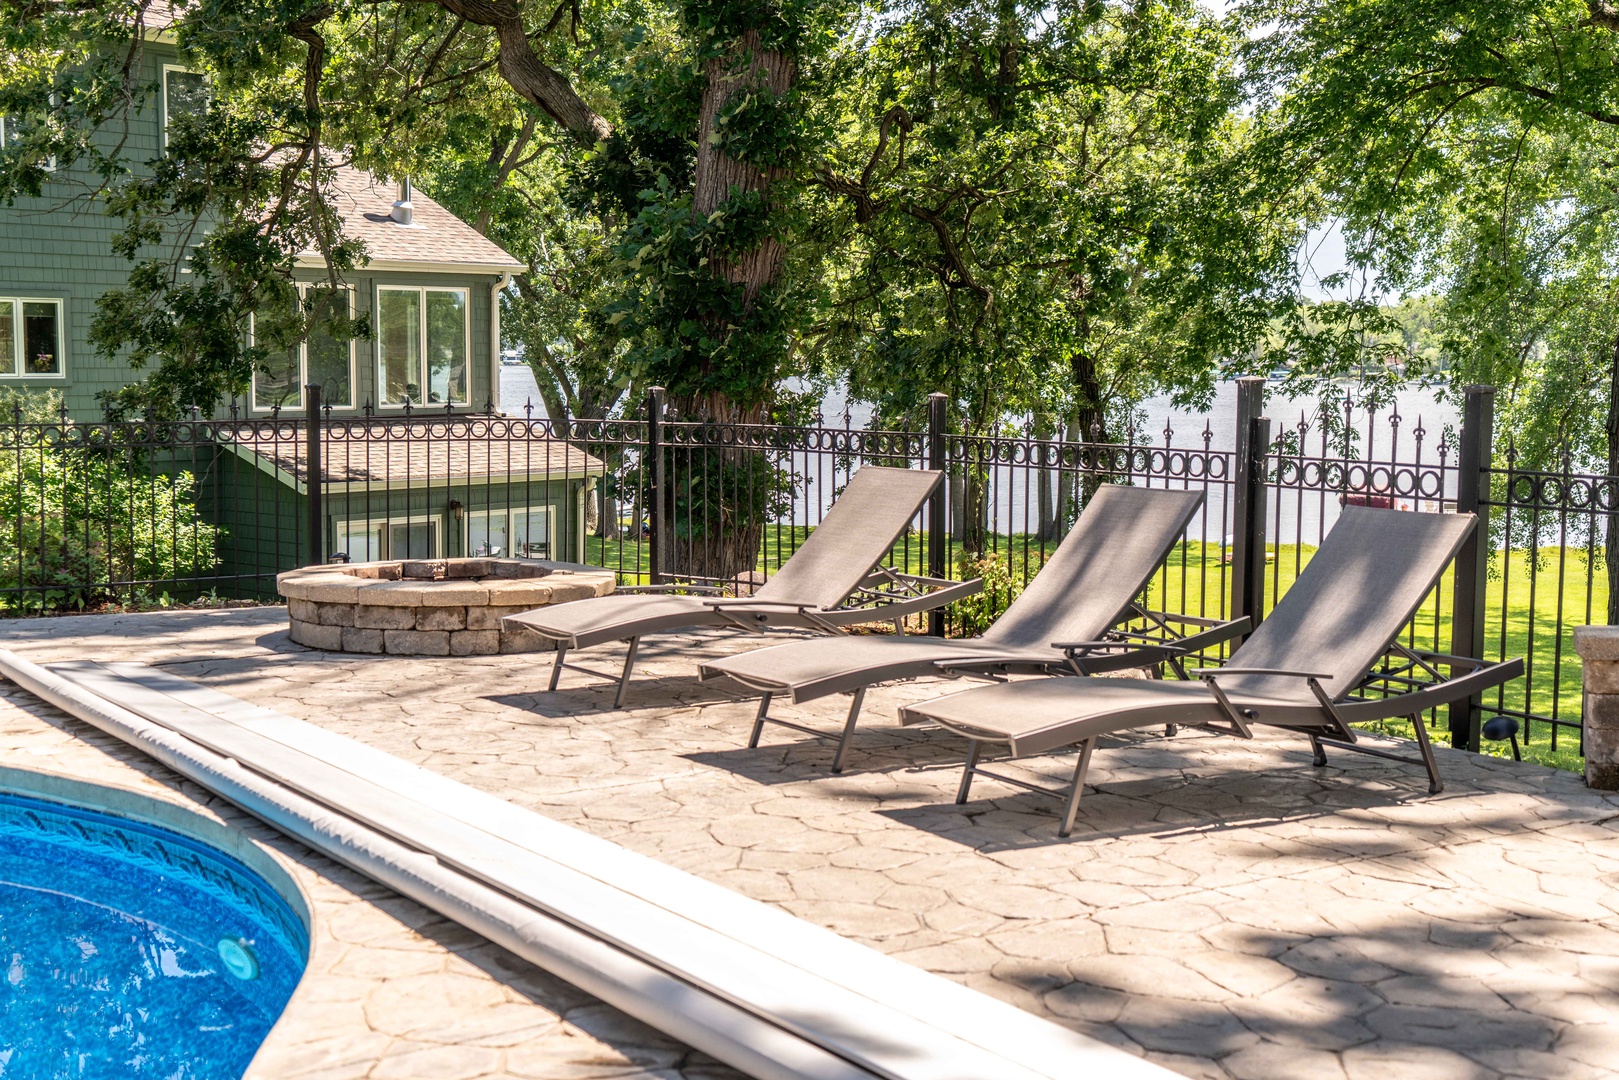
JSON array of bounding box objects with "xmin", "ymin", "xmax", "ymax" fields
[{"xmin": 1572, "ymin": 626, "xmax": 1619, "ymax": 790}]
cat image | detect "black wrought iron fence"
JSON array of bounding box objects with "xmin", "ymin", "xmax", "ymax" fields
[{"xmin": 0, "ymin": 378, "xmax": 1591, "ymax": 760}]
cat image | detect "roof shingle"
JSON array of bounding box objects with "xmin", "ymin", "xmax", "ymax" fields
[
  {"xmin": 304, "ymin": 167, "xmax": 526, "ymax": 273},
  {"xmin": 223, "ymin": 420, "xmax": 602, "ymax": 488}
]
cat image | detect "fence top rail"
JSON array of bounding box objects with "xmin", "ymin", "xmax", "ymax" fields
[{"xmin": 1485, "ymin": 467, "xmax": 1619, "ymax": 514}]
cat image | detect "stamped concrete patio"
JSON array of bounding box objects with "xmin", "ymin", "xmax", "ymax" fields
[{"xmin": 3, "ymin": 607, "xmax": 1617, "ymax": 1080}]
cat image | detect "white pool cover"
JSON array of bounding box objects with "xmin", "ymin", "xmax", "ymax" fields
[{"xmin": 0, "ymin": 650, "xmax": 1173, "ymax": 1080}]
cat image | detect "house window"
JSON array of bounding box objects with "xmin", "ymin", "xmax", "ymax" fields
[
  {"xmin": 250, "ymin": 287, "xmax": 355, "ymax": 411},
  {"xmin": 377, "ymin": 286, "xmax": 468, "ymax": 407},
  {"xmin": 336, "ymin": 518, "xmax": 441, "ymax": 561},
  {"xmin": 162, "ymin": 65, "xmax": 208, "ymax": 146},
  {"xmin": 467, "ymin": 507, "xmax": 552, "ymax": 560},
  {"xmin": 0, "ymin": 298, "xmax": 64, "ymax": 378},
  {"xmin": 0, "ymin": 114, "xmax": 56, "ymax": 171}
]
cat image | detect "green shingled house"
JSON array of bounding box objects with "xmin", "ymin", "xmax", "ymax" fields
[{"xmin": 0, "ymin": 22, "xmax": 599, "ymax": 587}]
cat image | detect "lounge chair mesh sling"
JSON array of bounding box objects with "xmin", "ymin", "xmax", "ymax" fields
[
  {"xmin": 699, "ymin": 484, "xmax": 1247, "ymax": 772},
  {"xmin": 506, "ymin": 466, "xmax": 980, "ymax": 706},
  {"xmin": 898, "ymin": 507, "xmax": 1525, "ymax": 836}
]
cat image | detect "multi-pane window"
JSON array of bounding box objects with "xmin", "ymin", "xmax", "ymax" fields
[
  {"xmin": 162, "ymin": 66, "xmax": 208, "ymax": 145},
  {"xmin": 250, "ymin": 288, "xmax": 355, "ymax": 411},
  {"xmin": 377, "ymin": 287, "xmax": 468, "ymax": 406},
  {"xmin": 0, "ymin": 298, "xmax": 64, "ymax": 378},
  {"xmin": 467, "ymin": 507, "xmax": 552, "ymax": 559},
  {"xmin": 336, "ymin": 518, "xmax": 439, "ymax": 562}
]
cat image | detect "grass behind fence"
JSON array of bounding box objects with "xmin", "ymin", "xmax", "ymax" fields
[{"xmin": 588, "ymin": 528, "xmax": 1593, "ymax": 774}]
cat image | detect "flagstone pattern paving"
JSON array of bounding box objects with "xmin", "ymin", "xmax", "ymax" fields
[
  {"xmin": 3, "ymin": 607, "xmax": 1618, "ymax": 1080},
  {"xmin": 0, "ymin": 626, "xmax": 739, "ymax": 1080}
]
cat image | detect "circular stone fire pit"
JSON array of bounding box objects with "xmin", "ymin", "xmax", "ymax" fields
[{"xmin": 277, "ymin": 559, "xmax": 615, "ymax": 656}]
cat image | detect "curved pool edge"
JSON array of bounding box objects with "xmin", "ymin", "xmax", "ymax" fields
[
  {"xmin": 0, "ymin": 653, "xmax": 759, "ymax": 1080},
  {"xmin": 0, "ymin": 764, "xmax": 320, "ymax": 1078},
  {"xmin": 0, "ymin": 764, "xmax": 315, "ymax": 944}
]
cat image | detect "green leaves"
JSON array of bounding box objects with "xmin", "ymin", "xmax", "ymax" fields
[{"xmin": 1240, "ymin": 0, "xmax": 1619, "ymax": 470}]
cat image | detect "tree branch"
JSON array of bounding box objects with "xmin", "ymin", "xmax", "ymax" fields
[{"xmin": 413, "ymin": 0, "xmax": 611, "ymax": 143}]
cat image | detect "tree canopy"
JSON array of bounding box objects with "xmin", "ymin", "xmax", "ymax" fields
[{"xmin": 0, "ymin": 0, "xmax": 1310, "ymax": 432}]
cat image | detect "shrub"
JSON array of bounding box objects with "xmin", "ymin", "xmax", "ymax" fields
[
  {"xmin": 948, "ymin": 555, "xmax": 1024, "ymax": 637},
  {"xmin": 0, "ymin": 390, "xmax": 223, "ymax": 613}
]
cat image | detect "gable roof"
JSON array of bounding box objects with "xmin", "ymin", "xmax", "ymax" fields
[{"xmin": 298, "ymin": 166, "xmax": 527, "ymax": 277}]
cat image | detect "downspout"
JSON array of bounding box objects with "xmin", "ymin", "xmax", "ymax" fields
[{"xmin": 491, "ymin": 272, "xmax": 513, "ymax": 414}]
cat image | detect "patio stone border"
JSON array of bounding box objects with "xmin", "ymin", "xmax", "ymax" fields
[{"xmin": 277, "ymin": 560, "xmax": 614, "ymax": 656}]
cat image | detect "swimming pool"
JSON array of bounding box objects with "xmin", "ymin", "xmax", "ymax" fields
[{"xmin": 0, "ymin": 792, "xmax": 308, "ymax": 1078}]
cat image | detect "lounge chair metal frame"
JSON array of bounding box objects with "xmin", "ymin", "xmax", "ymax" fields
[
  {"xmin": 513, "ymin": 466, "xmax": 979, "ymax": 708},
  {"xmin": 951, "ymin": 644, "xmax": 1524, "ymax": 837},
  {"xmin": 743, "ymin": 605, "xmax": 1248, "ymax": 773},
  {"xmin": 903, "ymin": 507, "xmax": 1523, "ymax": 836},
  {"xmin": 547, "ymin": 569, "xmax": 980, "ymax": 708}
]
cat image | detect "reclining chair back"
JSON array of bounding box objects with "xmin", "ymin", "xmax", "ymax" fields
[
  {"xmin": 1222, "ymin": 507, "xmax": 1476, "ymax": 702},
  {"xmin": 982, "ymin": 485, "xmax": 1204, "ymax": 649},
  {"xmin": 753, "ymin": 467, "xmax": 942, "ymax": 609}
]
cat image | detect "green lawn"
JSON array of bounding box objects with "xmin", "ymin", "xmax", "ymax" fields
[{"xmin": 585, "ymin": 529, "xmax": 1595, "ymax": 774}]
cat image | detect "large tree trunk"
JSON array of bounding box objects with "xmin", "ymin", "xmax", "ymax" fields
[
  {"xmin": 692, "ymin": 31, "xmax": 794, "ymax": 306},
  {"xmin": 1071, "ymin": 346, "xmax": 1108, "ymax": 506},
  {"xmin": 663, "ymin": 392, "xmax": 771, "ymax": 583},
  {"xmin": 659, "ymin": 32, "xmax": 796, "ymax": 584},
  {"xmin": 596, "ymin": 486, "xmax": 620, "ymax": 540},
  {"xmin": 1058, "ymin": 411, "xmax": 1082, "ymax": 529},
  {"xmin": 1034, "ymin": 412, "xmax": 1061, "ymax": 542}
]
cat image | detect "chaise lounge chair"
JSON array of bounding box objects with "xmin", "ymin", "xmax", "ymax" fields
[
  {"xmin": 898, "ymin": 507, "xmax": 1524, "ymax": 836},
  {"xmin": 699, "ymin": 484, "xmax": 1244, "ymax": 772},
  {"xmin": 506, "ymin": 466, "xmax": 980, "ymax": 706}
]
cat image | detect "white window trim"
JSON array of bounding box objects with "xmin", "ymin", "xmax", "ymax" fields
[
  {"xmin": 384, "ymin": 517, "xmax": 443, "ymax": 559},
  {"xmin": 0, "ymin": 297, "xmax": 66, "ymax": 380},
  {"xmin": 465, "ymin": 508, "xmax": 507, "ymax": 558},
  {"xmin": 466, "ymin": 506, "xmax": 554, "ymax": 560},
  {"xmin": 375, "ymin": 284, "xmax": 472, "ymax": 409},
  {"xmin": 0, "ymin": 114, "xmax": 58, "ymax": 172},
  {"xmin": 334, "ymin": 520, "xmax": 383, "ymax": 563},
  {"xmin": 249, "ymin": 286, "xmax": 357, "ymax": 413},
  {"xmin": 161, "ymin": 64, "xmax": 205, "ymax": 147},
  {"xmin": 337, "ymin": 517, "xmax": 444, "ymax": 561}
]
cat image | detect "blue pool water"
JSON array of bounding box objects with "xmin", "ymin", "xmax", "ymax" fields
[{"xmin": 0, "ymin": 793, "xmax": 308, "ymax": 1078}]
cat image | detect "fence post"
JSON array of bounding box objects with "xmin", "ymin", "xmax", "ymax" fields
[
  {"xmin": 304, "ymin": 384, "xmax": 324, "ymax": 566},
  {"xmin": 1229, "ymin": 377, "xmax": 1268, "ymax": 638},
  {"xmin": 928, "ymin": 392, "xmax": 948, "ymax": 637},
  {"xmin": 647, "ymin": 386, "xmax": 666, "ymax": 585},
  {"xmin": 1449, "ymin": 384, "xmax": 1495, "ymax": 751}
]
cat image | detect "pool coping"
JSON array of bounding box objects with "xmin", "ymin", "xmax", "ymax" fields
[{"xmin": 0, "ymin": 764, "xmax": 316, "ymax": 944}]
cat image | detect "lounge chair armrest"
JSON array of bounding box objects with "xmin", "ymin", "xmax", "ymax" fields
[
  {"xmin": 1190, "ymin": 666, "xmax": 1332, "ymax": 680},
  {"xmin": 1139, "ymin": 610, "xmax": 1244, "ymax": 629},
  {"xmin": 702, "ymin": 597, "xmax": 826, "ymax": 612},
  {"xmin": 1051, "ymin": 639, "xmax": 1185, "ymax": 654},
  {"xmin": 618, "ymin": 583, "xmax": 726, "ymax": 596},
  {"xmin": 1168, "ymin": 616, "xmax": 1250, "ymax": 654},
  {"xmin": 871, "ymin": 571, "xmax": 967, "ymax": 590}
]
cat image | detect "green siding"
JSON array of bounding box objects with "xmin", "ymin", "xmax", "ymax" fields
[
  {"xmin": 2, "ymin": 43, "xmax": 521, "ymax": 584},
  {"xmin": 0, "ymin": 43, "xmax": 504, "ymax": 422}
]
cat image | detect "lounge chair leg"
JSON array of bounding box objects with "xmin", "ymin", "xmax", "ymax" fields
[
  {"xmin": 1059, "ymin": 738, "xmax": 1096, "ymax": 838},
  {"xmin": 1309, "ymin": 734, "xmax": 1328, "ymax": 767},
  {"xmin": 1409, "ymin": 713, "xmax": 1444, "ymax": 794},
  {"xmin": 830, "ymin": 687, "xmax": 867, "ymax": 774},
  {"xmin": 749, "ymin": 693, "xmax": 773, "ymax": 748},
  {"xmin": 613, "ymin": 637, "xmax": 640, "ymax": 709},
  {"xmin": 956, "ymin": 740, "xmax": 983, "ymax": 805},
  {"xmin": 549, "ymin": 646, "xmax": 567, "ymax": 692}
]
